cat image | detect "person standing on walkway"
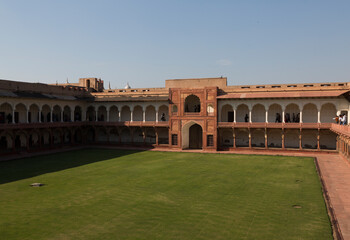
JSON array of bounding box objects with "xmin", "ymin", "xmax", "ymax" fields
[
  {"xmin": 342, "ymin": 114, "xmax": 347, "ymax": 125},
  {"xmin": 333, "ymin": 115, "xmax": 340, "ymax": 124}
]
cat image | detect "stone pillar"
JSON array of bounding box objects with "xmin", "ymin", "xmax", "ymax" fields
[
  {"xmin": 265, "ymin": 110, "xmax": 268, "ymax": 123},
  {"xmin": 39, "ymin": 133, "xmax": 42, "ymax": 149},
  {"xmin": 142, "ymin": 128, "xmax": 146, "ymax": 145},
  {"xmin": 249, "ymin": 110, "xmax": 252, "ymax": 123},
  {"xmin": 61, "ymin": 133, "xmax": 64, "ymax": 147},
  {"xmin": 233, "ymin": 129, "xmax": 236, "ymax": 148},
  {"xmin": 143, "ymin": 110, "xmax": 145, "ymax": 122},
  {"xmin": 39, "ymin": 109, "xmax": 42, "ymax": 123},
  {"xmin": 265, "ymin": 131, "xmax": 268, "ymax": 149},
  {"xmin": 317, "ymin": 110, "xmax": 321, "ymax": 123},
  {"xmin": 61, "ymin": 110, "xmax": 64, "ymax": 122},
  {"xmin": 299, "ymin": 131, "xmax": 302, "ymax": 150},
  {"xmin": 26, "ymin": 136, "xmax": 30, "ymax": 151},
  {"xmin": 50, "ymin": 109, "xmax": 53, "ymax": 123},
  {"xmin": 12, "ymin": 136, "xmax": 16, "ymax": 152},
  {"xmin": 130, "ymin": 110, "xmax": 133, "ymax": 122},
  {"xmin": 155, "ymin": 128, "xmax": 159, "ymax": 145},
  {"xmin": 282, "ymin": 110, "xmax": 285, "ymax": 123},
  {"xmin": 130, "ymin": 128, "xmax": 134, "ymax": 144},
  {"xmin": 71, "ymin": 130, "xmax": 75, "ymax": 144},
  {"xmin": 233, "ymin": 109, "xmax": 237, "ymax": 123},
  {"xmin": 71, "ymin": 110, "xmax": 74, "ymax": 122},
  {"xmin": 156, "ymin": 111, "xmax": 159, "ymax": 123},
  {"xmin": 107, "ymin": 130, "xmax": 110, "ymax": 144},
  {"xmin": 282, "ymin": 131, "xmax": 285, "ymax": 149},
  {"xmin": 106, "ymin": 109, "xmax": 110, "ymax": 122},
  {"xmin": 26, "ymin": 109, "xmax": 29, "ymax": 123},
  {"xmin": 95, "ymin": 110, "xmax": 98, "ymax": 121},
  {"xmin": 118, "ymin": 111, "xmax": 121, "ymax": 122},
  {"xmin": 300, "ymin": 111, "xmax": 303, "ymax": 123},
  {"xmin": 12, "ymin": 109, "xmax": 15, "ymax": 124},
  {"xmin": 317, "ymin": 131, "xmax": 320, "ymax": 150},
  {"xmin": 50, "ymin": 132, "xmax": 54, "ymax": 146},
  {"xmin": 248, "ymin": 131, "xmax": 252, "ymax": 149}
]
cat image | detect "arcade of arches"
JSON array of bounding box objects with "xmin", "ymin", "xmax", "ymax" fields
[{"xmin": 0, "ymin": 90, "xmax": 349, "ymax": 156}]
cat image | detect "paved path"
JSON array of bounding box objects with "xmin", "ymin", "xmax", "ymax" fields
[
  {"xmin": 317, "ymin": 154, "xmax": 350, "ymax": 240},
  {"xmin": 1, "ymin": 146, "xmax": 350, "ymax": 239}
]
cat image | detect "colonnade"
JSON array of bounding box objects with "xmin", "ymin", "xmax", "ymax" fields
[
  {"xmin": 338, "ymin": 135, "xmax": 350, "ymax": 162},
  {"xmin": 219, "ymin": 102, "xmax": 348, "ymax": 124},
  {"xmin": 0, "ymin": 102, "xmax": 169, "ymax": 124},
  {"xmin": 218, "ymin": 128, "xmax": 337, "ymax": 150}
]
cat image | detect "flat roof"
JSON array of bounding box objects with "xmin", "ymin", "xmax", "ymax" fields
[{"xmin": 217, "ymin": 90, "xmax": 349, "ymax": 99}]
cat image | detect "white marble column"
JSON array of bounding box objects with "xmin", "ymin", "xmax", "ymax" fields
[
  {"xmin": 156, "ymin": 110, "xmax": 159, "ymax": 123},
  {"xmin": 282, "ymin": 110, "xmax": 285, "ymax": 123},
  {"xmin": 130, "ymin": 110, "xmax": 133, "ymax": 122},
  {"xmin": 265, "ymin": 110, "xmax": 268, "ymax": 123},
  {"xmin": 143, "ymin": 110, "xmax": 145, "ymax": 122},
  {"xmin": 12, "ymin": 109, "xmax": 15, "ymax": 123},
  {"xmin": 249, "ymin": 110, "xmax": 252, "ymax": 123},
  {"xmin": 233, "ymin": 108, "xmax": 236, "ymax": 123},
  {"xmin": 39, "ymin": 109, "xmax": 42, "ymax": 123},
  {"xmin": 317, "ymin": 110, "xmax": 321, "ymax": 123},
  {"xmin": 118, "ymin": 111, "xmax": 121, "ymax": 122}
]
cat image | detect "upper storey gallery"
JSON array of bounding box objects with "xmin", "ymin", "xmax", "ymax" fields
[{"xmin": 0, "ymin": 77, "xmax": 349, "ymax": 125}]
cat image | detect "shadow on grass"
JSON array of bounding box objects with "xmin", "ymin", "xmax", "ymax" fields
[{"xmin": 0, "ymin": 148, "xmax": 142, "ymax": 184}]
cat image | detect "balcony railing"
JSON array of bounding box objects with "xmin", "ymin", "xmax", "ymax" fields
[
  {"xmin": 89, "ymin": 121, "xmax": 169, "ymax": 127},
  {"xmin": 330, "ymin": 123, "xmax": 350, "ymax": 137},
  {"xmin": 218, "ymin": 122, "xmax": 332, "ymax": 129},
  {"xmin": 0, "ymin": 121, "xmax": 169, "ymax": 130}
]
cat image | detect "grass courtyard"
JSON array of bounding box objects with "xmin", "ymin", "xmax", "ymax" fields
[{"xmin": 0, "ymin": 149, "xmax": 332, "ymax": 240}]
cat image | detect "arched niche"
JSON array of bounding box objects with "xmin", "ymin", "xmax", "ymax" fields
[
  {"xmin": 251, "ymin": 104, "xmax": 265, "ymax": 123},
  {"xmin": 320, "ymin": 103, "xmax": 336, "ymax": 123},
  {"xmin": 236, "ymin": 104, "xmax": 249, "ymax": 122},
  {"xmin": 184, "ymin": 95, "xmax": 200, "ymax": 113},
  {"xmin": 221, "ymin": 104, "xmax": 233, "ymax": 122}
]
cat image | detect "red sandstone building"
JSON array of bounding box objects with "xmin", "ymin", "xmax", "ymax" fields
[{"xmin": 1, "ymin": 77, "xmax": 350, "ymax": 158}]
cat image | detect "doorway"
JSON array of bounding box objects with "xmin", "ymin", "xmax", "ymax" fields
[{"xmin": 182, "ymin": 121, "xmax": 203, "ymax": 149}]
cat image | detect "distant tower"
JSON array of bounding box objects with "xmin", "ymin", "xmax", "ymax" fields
[
  {"xmin": 109, "ymin": 82, "xmax": 111, "ymax": 90},
  {"xmin": 124, "ymin": 82, "xmax": 131, "ymax": 89}
]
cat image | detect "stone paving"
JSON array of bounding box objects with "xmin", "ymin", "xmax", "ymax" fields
[
  {"xmin": 316, "ymin": 154, "xmax": 350, "ymax": 240},
  {"xmin": 1, "ymin": 147, "xmax": 349, "ymax": 239}
]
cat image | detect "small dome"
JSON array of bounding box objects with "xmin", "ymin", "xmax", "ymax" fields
[{"xmin": 124, "ymin": 82, "xmax": 131, "ymax": 89}]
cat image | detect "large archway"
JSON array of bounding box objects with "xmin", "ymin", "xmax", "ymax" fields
[{"xmin": 182, "ymin": 122, "xmax": 203, "ymax": 149}]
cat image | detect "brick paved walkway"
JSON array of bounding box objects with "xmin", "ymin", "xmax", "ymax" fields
[{"xmin": 316, "ymin": 154, "xmax": 350, "ymax": 240}]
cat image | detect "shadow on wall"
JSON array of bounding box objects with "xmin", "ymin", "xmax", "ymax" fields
[{"xmin": 0, "ymin": 149, "xmax": 142, "ymax": 184}]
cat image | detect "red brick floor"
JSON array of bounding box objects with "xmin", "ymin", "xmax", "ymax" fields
[
  {"xmin": 1, "ymin": 147, "xmax": 349, "ymax": 239},
  {"xmin": 316, "ymin": 154, "xmax": 350, "ymax": 240}
]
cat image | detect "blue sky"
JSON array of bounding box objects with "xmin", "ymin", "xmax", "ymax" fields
[{"xmin": 0, "ymin": 0, "xmax": 349, "ymax": 88}]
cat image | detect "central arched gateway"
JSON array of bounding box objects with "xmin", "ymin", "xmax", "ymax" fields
[{"xmin": 182, "ymin": 122, "xmax": 203, "ymax": 149}]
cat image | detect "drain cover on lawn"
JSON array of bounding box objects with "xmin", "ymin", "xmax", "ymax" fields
[{"xmin": 30, "ymin": 183, "xmax": 44, "ymax": 187}]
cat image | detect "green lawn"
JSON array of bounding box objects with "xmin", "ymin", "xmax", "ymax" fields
[{"xmin": 0, "ymin": 149, "xmax": 332, "ymax": 240}]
